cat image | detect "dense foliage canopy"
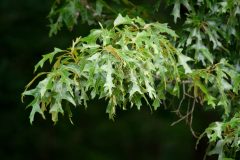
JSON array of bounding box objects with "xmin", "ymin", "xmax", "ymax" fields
[{"xmin": 22, "ymin": 0, "xmax": 240, "ymax": 159}]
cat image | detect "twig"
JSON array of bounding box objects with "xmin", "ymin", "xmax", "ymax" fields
[
  {"xmin": 171, "ymin": 98, "xmax": 198, "ymax": 138},
  {"xmin": 172, "ymin": 83, "xmax": 185, "ymax": 116},
  {"xmin": 171, "ymin": 111, "xmax": 192, "ymax": 126},
  {"xmin": 186, "ymin": 98, "xmax": 191, "ymax": 124},
  {"xmin": 189, "ymin": 99, "xmax": 198, "ymax": 138}
]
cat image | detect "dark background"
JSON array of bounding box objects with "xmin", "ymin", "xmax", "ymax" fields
[{"xmin": 0, "ymin": 0, "xmax": 217, "ymax": 159}]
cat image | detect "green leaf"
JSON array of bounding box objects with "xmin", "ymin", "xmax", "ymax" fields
[
  {"xmin": 59, "ymin": 69, "xmax": 74, "ymax": 95},
  {"xmin": 28, "ymin": 98, "xmax": 45, "ymax": 124},
  {"xmin": 178, "ymin": 54, "xmax": 193, "ymax": 73},
  {"xmin": 152, "ymin": 23, "xmax": 178, "ymax": 38},
  {"xmin": 61, "ymin": 0, "xmax": 78, "ymax": 30},
  {"xmin": 194, "ymin": 80, "xmax": 208, "ymax": 95},
  {"xmin": 200, "ymin": 47, "xmax": 214, "ymax": 64},
  {"xmin": 171, "ymin": 0, "xmax": 191, "ymax": 23},
  {"xmin": 96, "ymin": 0, "xmax": 104, "ymax": 16},
  {"xmin": 144, "ymin": 77, "xmax": 156, "ymax": 99},
  {"xmin": 221, "ymin": 79, "xmax": 232, "ymax": 91},
  {"xmin": 106, "ymin": 96, "xmax": 116, "ymax": 119},
  {"xmin": 206, "ymin": 95, "xmax": 216, "ymax": 108},
  {"xmin": 81, "ymin": 29, "xmax": 102, "ymax": 44},
  {"xmin": 208, "ymin": 140, "xmax": 225, "ymax": 159},
  {"xmin": 22, "ymin": 88, "xmax": 38, "ymax": 98},
  {"xmin": 34, "ymin": 48, "xmax": 63, "ymax": 72},
  {"xmin": 49, "ymin": 100, "xmax": 64, "ymax": 123},
  {"xmin": 233, "ymin": 75, "xmax": 240, "ymax": 94},
  {"xmin": 152, "ymin": 98, "xmax": 161, "ymax": 110},
  {"xmin": 114, "ymin": 14, "xmax": 132, "ymax": 27},
  {"xmin": 206, "ymin": 26, "xmax": 222, "ymax": 49},
  {"xmin": 87, "ymin": 52, "xmax": 101, "ymax": 61},
  {"xmin": 102, "ymin": 60, "xmax": 115, "ymax": 95},
  {"xmin": 172, "ymin": 1, "xmax": 180, "ymax": 23},
  {"xmin": 191, "ymin": 40, "xmax": 214, "ymax": 64},
  {"xmin": 217, "ymin": 97, "xmax": 230, "ymax": 115},
  {"xmin": 54, "ymin": 79, "xmax": 76, "ymax": 106},
  {"xmin": 131, "ymin": 94, "xmax": 142, "ymax": 110},
  {"xmin": 38, "ymin": 76, "xmax": 53, "ymax": 98},
  {"xmin": 129, "ymin": 71, "xmax": 142, "ymax": 97},
  {"xmin": 65, "ymin": 103, "xmax": 73, "ymax": 124},
  {"xmin": 206, "ymin": 122, "xmax": 223, "ymax": 141}
]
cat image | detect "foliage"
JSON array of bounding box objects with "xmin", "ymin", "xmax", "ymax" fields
[
  {"xmin": 23, "ymin": 15, "xmax": 181, "ymax": 123},
  {"xmin": 48, "ymin": 0, "xmax": 151, "ymax": 36},
  {"xmin": 197, "ymin": 113, "xmax": 240, "ymax": 160},
  {"xmin": 23, "ymin": 0, "xmax": 240, "ymax": 159}
]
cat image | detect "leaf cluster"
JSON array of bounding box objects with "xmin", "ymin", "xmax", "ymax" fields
[
  {"xmin": 24, "ymin": 15, "xmax": 240, "ymax": 129},
  {"xmin": 23, "ymin": 15, "xmax": 183, "ymax": 123},
  {"xmin": 48, "ymin": 0, "xmax": 151, "ymax": 36},
  {"xmin": 197, "ymin": 113, "xmax": 240, "ymax": 160},
  {"xmin": 23, "ymin": 0, "xmax": 240, "ymax": 159}
]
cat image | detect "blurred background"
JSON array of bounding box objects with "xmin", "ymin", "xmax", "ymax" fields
[{"xmin": 0, "ymin": 0, "xmax": 218, "ymax": 159}]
